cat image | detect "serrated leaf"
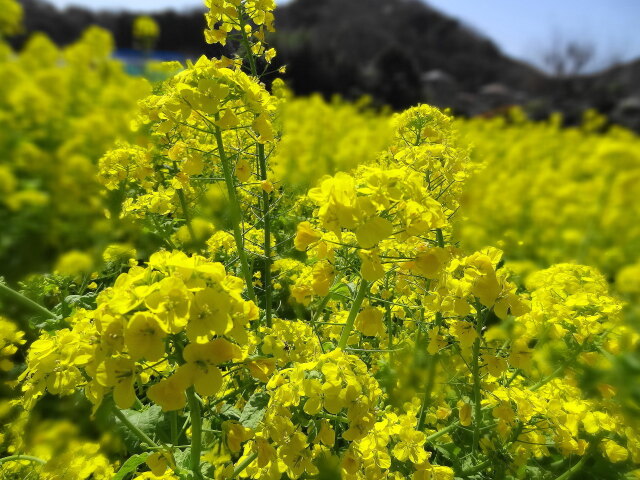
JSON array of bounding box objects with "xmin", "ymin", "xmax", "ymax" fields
[
  {"xmin": 218, "ymin": 403, "xmax": 241, "ymax": 420},
  {"xmin": 173, "ymin": 448, "xmax": 192, "ymax": 469},
  {"xmin": 115, "ymin": 405, "xmax": 171, "ymax": 451},
  {"xmin": 113, "ymin": 453, "xmax": 149, "ymax": 480},
  {"xmin": 239, "ymin": 391, "xmax": 270, "ymax": 430}
]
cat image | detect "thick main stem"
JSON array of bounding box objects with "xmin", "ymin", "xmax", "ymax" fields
[
  {"xmin": 338, "ymin": 279, "xmax": 370, "ymax": 349},
  {"xmin": 236, "ymin": 18, "xmax": 273, "ymax": 327},
  {"xmin": 258, "ymin": 144, "xmax": 273, "ymax": 328},
  {"xmin": 417, "ymin": 312, "xmax": 442, "ymax": 431},
  {"xmin": 213, "ymin": 124, "xmax": 256, "ymax": 301},
  {"xmin": 417, "ymin": 229, "xmax": 446, "ymax": 430},
  {"xmin": 471, "ymin": 306, "xmax": 485, "ymax": 454},
  {"xmin": 176, "ymin": 188, "xmax": 196, "ymax": 242},
  {"xmin": 186, "ymin": 387, "xmax": 203, "ymax": 479}
]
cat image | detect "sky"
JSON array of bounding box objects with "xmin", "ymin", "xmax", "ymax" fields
[{"xmin": 44, "ymin": 0, "xmax": 640, "ymax": 70}]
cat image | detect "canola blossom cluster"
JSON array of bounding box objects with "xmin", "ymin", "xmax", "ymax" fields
[
  {"xmin": 0, "ymin": 22, "xmax": 150, "ymax": 279},
  {"xmin": 1, "ymin": 0, "xmax": 640, "ymax": 479},
  {"xmin": 455, "ymin": 110, "xmax": 640, "ymax": 283}
]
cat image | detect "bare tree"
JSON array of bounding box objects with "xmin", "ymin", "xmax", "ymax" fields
[{"xmin": 540, "ymin": 33, "xmax": 596, "ymax": 77}]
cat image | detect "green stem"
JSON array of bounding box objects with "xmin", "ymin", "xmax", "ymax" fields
[
  {"xmin": 237, "ymin": 8, "xmax": 258, "ymax": 77},
  {"xmin": 338, "ymin": 279, "xmax": 370, "ymax": 349},
  {"xmin": 426, "ymin": 420, "xmax": 459, "ymax": 443},
  {"xmin": 0, "ymin": 281, "xmax": 58, "ymax": 321},
  {"xmin": 186, "ymin": 387, "xmax": 203, "ymax": 479},
  {"xmin": 460, "ymin": 459, "xmax": 491, "ymax": 477},
  {"xmin": 231, "ymin": 452, "xmax": 258, "ymax": 479},
  {"xmin": 530, "ymin": 346, "xmax": 583, "ymax": 392},
  {"xmin": 170, "ymin": 411, "xmax": 178, "ymax": 444},
  {"xmin": 417, "ymin": 311, "xmax": 443, "ymax": 431},
  {"xmin": 213, "ymin": 123, "xmax": 256, "ymax": 301},
  {"xmin": 0, "ymin": 455, "xmax": 46, "ymax": 466},
  {"xmin": 385, "ymin": 299, "xmax": 393, "ymax": 356},
  {"xmin": 235, "ymin": 18, "xmax": 271, "ymax": 326},
  {"xmin": 112, "ymin": 405, "xmax": 159, "ymax": 448},
  {"xmin": 176, "ymin": 184, "xmax": 196, "ymax": 243},
  {"xmin": 258, "ymin": 143, "xmax": 273, "ymax": 328},
  {"xmin": 471, "ymin": 306, "xmax": 486, "ymax": 453},
  {"xmin": 553, "ymin": 450, "xmax": 593, "ymax": 480}
]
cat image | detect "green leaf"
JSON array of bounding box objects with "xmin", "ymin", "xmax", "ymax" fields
[
  {"xmin": 113, "ymin": 453, "xmax": 149, "ymax": 480},
  {"xmin": 239, "ymin": 391, "xmax": 270, "ymax": 430},
  {"xmin": 116, "ymin": 406, "xmax": 171, "ymax": 451},
  {"xmin": 173, "ymin": 448, "xmax": 192, "ymax": 469},
  {"xmin": 218, "ymin": 403, "xmax": 241, "ymax": 420}
]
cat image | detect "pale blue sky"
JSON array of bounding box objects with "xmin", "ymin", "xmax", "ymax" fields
[{"xmin": 45, "ymin": 0, "xmax": 640, "ymax": 69}]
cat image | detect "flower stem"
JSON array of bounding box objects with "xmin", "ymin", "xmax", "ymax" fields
[
  {"xmin": 231, "ymin": 452, "xmax": 258, "ymax": 479},
  {"xmin": 338, "ymin": 279, "xmax": 370, "ymax": 349},
  {"xmin": 258, "ymin": 143, "xmax": 273, "ymax": 328},
  {"xmin": 471, "ymin": 306, "xmax": 486, "ymax": 454},
  {"xmin": 186, "ymin": 387, "xmax": 203, "ymax": 479},
  {"xmin": 0, "ymin": 281, "xmax": 59, "ymax": 322},
  {"xmin": 175, "ymin": 177, "xmax": 196, "ymax": 243},
  {"xmin": 0, "ymin": 455, "xmax": 46, "ymax": 466},
  {"xmin": 213, "ymin": 123, "xmax": 257, "ymax": 302},
  {"xmin": 417, "ymin": 310, "xmax": 444, "ymax": 431},
  {"xmin": 553, "ymin": 449, "xmax": 593, "ymax": 480},
  {"xmin": 426, "ymin": 420, "xmax": 459, "ymax": 443}
]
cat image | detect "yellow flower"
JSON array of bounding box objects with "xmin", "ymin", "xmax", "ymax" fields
[
  {"xmin": 186, "ymin": 286, "xmax": 232, "ymax": 340},
  {"xmin": 223, "ymin": 420, "xmax": 254, "ymax": 453},
  {"xmin": 177, "ymin": 339, "xmax": 241, "ymax": 397},
  {"xmin": 146, "ymin": 450, "xmax": 175, "ymax": 476},
  {"xmin": 147, "ymin": 373, "xmax": 188, "ymax": 412},
  {"xmin": 235, "ymin": 158, "xmax": 252, "ymax": 182},
  {"xmin": 355, "ymin": 216, "xmax": 393, "ymax": 249},
  {"xmin": 392, "ymin": 428, "xmax": 428, "ymax": 464},
  {"xmin": 95, "ymin": 356, "xmax": 137, "ymax": 409},
  {"xmin": 144, "ymin": 277, "xmax": 191, "ymax": 333},
  {"xmin": 125, "ymin": 312, "xmax": 168, "ymax": 361},
  {"xmin": 359, "ymin": 250, "xmax": 385, "ymax": 282},
  {"xmin": 54, "ymin": 250, "xmax": 94, "ymax": 278},
  {"xmin": 458, "ymin": 401, "xmax": 472, "ymax": 427},
  {"xmin": 602, "ymin": 439, "xmax": 628, "ymax": 463},
  {"xmin": 294, "ymin": 221, "xmax": 322, "ymax": 251},
  {"xmin": 355, "ymin": 306, "xmax": 385, "ymax": 337}
]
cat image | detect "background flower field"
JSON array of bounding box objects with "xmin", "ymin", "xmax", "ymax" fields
[{"xmin": 1, "ymin": 1, "xmax": 640, "ymax": 479}]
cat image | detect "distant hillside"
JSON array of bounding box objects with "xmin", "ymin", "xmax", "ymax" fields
[
  {"xmin": 274, "ymin": 0, "xmax": 547, "ymax": 109},
  {"xmin": 9, "ymin": 0, "xmax": 640, "ymax": 129}
]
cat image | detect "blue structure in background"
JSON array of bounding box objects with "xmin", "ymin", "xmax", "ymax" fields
[{"xmin": 115, "ymin": 48, "xmax": 188, "ymax": 75}]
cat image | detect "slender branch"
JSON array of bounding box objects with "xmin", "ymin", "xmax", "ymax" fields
[
  {"xmin": 213, "ymin": 123, "xmax": 257, "ymax": 301},
  {"xmin": 258, "ymin": 144, "xmax": 273, "ymax": 328},
  {"xmin": 0, "ymin": 455, "xmax": 46, "ymax": 466},
  {"xmin": 426, "ymin": 420, "xmax": 459, "ymax": 443},
  {"xmin": 186, "ymin": 387, "xmax": 203, "ymax": 479},
  {"xmin": 553, "ymin": 449, "xmax": 593, "ymax": 480},
  {"xmin": 338, "ymin": 279, "xmax": 370, "ymax": 349},
  {"xmin": 0, "ymin": 281, "xmax": 59, "ymax": 321},
  {"xmin": 176, "ymin": 185, "xmax": 196, "ymax": 242},
  {"xmin": 471, "ymin": 305, "xmax": 486, "ymax": 453},
  {"xmin": 231, "ymin": 452, "xmax": 258, "ymax": 479},
  {"xmin": 417, "ymin": 311, "xmax": 443, "ymax": 431},
  {"xmin": 460, "ymin": 459, "xmax": 491, "ymax": 477}
]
